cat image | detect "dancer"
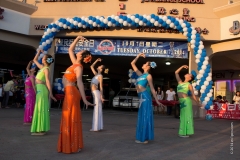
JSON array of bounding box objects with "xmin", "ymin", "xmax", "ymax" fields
[
  {"xmin": 175, "ymin": 65, "xmax": 199, "ymax": 138},
  {"xmin": 90, "ymin": 58, "xmax": 105, "ymax": 131},
  {"xmin": 57, "ymin": 36, "xmax": 94, "ymax": 154},
  {"xmin": 131, "ymin": 53, "xmax": 161, "ymax": 144},
  {"xmin": 31, "ymin": 50, "xmax": 56, "ymax": 135},
  {"xmin": 23, "ymin": 61, "xmax": 36, "ymax": 125}
]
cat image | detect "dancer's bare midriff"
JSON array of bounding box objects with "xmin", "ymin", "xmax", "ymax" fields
[
  {"xmin": 35, "ymin": 79, "xmax": 45, "ymax": 85},
  {"xmin": 91, "ymin": 83, "xmax": 98, "ymax": 92},
  {"xmin": 178, "ymin": 92, "xmax": 188, "ymax": 99},
  {"xmin": 62, "ymin": 76, "xmax": 75, "ymax": 87},
  {"xmin": 136, "ymin": 85, "xmax": 146, "ymax": 93}
]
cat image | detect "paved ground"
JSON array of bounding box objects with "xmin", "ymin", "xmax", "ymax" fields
[{"xmin": 0, "ymin": 107, "xmax": 239, "ymax": 160}]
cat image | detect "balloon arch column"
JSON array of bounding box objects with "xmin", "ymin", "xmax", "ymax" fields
[{"xmin": 36, "ymin": 14, "xmax": 213, "ymax": 110}]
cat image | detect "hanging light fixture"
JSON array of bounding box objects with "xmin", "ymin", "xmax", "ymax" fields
[{"xmin": 165, "ymin": 61, "xmax": 171, "ymax": 65}]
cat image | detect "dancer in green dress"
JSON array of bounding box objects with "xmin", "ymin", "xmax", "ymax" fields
[
  {"xmin": 175, "ymin": 65, "xmax": 200, "ymax": 138},
  {"xmin": 31, "ymin": 50, "xmax": 57, "ymax": 135}
]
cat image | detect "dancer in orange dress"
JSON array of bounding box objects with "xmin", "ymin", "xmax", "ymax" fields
[{"xmin": 57, "ymin": 35, "xmax": 94, "ymax": 154}]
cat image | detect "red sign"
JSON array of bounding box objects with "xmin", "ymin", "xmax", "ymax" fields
[{"xmin": 208, "ymin": 103, "xmax": 240, "ymax": 120}]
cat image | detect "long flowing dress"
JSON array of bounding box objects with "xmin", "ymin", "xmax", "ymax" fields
[
  {"xmin": 135, "ymin": 73, "xmax": 154, "ymax": 142},
  {"xmin": 177, "ymin": 82, "xmax": 194, "ymax": 136},
  {"xmin": 57, "ymin": 64, "xmax": 83, "ymax": 154},
  {"xmin": 31, "ymin": 67, "xmax": 50, "ymax": 133},
  {"xmin": 23, "ymin": 76, "xmax": 36, "ymax": 123},
  {"xmin": 91, "ymin": 74, "xmax": 103, "ymax": 131}
]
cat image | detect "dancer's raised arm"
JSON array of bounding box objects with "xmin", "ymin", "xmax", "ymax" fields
[
  {"xmin": 90, "ymin": 58, "xmax": 101, "ymax": 76},
  {"xmin": 68, "ymin": 36, "xmax": 85, "ymax": 64},
  {"xmin": 175, "ymin": 65, "xmax": 188, "ymax": 83},
  {"xmin": 33, "ymin": 50, "xmax": 44, "ymax": 69},
  {"xmin": 131, "ymin": 53, "xmax": 145, "ymax": 76},
  {"xmin": 26, "ymin": 61, "xmax": 32, "ymax": 76}
]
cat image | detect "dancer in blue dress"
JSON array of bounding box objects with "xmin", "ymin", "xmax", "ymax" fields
[{"xmin": 131, "ymin": 53, "xmax": 162, "ymax": 144}]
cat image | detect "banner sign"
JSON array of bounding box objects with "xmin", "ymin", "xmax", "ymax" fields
[{"xmin": 56, "ymin": 39, "xmax": 188, "ymax": 59}]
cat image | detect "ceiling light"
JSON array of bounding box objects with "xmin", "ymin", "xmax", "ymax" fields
[
  {"xmin": 165, "ymin": 61, "xmax": 171, "ymax": 65},
  {"xmin": 83, "ymin": 75, "xmax": 88, "ymax": 77}
]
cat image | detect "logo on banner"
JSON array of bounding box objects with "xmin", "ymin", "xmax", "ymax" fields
[
  {"xmin": 97, "ymin": 40, "xmax": 115, "ymax": 55},
  {"xmin": 229, "ymin": 21, "xmax": 240, "ymax": 35}
]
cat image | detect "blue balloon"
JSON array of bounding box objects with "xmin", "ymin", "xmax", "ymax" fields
[
  {"xmin": 62, "ymin": 19, "xmax": 67, "ymax": 23},
  {"xmin": 201, "ymin": 52, "xmax": 206, "ymax": 57},
  {"xmin": 187, "ymin": 28, "xmax": 192, "ymax": 32},
  {"xmin": 82, "ymin": 20, "xmax": 86, "ymax": 25},
  {"xmin": 154, "ymin": 16, "xmax": 159, "ymax": 21},
  {"xmin": 135, "ymin": 14, "xmax": 140, "ymax": 18},
  {"xmin": 143, "ymin": 18, "xmax": 147, "ymax": 23},
  {"xmin": 200, "ymin": 57, "xmax": 205, "ymax": 62},
  {"xmin": 107, "ymin": 17, "xmax": 112, "ymax": 21},
  {"xmin": 111, "ymin": 19, "xmax": 116, "ymax": 23},
  {"xmin": 89, "ymin": 16, "xmax": 93, "ymax": 20},
  {"xmin": 171, "ymin": 17, "xmax": 176, "ymax": 23},
  {"xmin": 174, "ymin": 21, "xmax": 179, "ymax": 26},
  {"xmin": 139, "ymin": 16, "xmax": 143, "ymax": 20},
  {"xmin": 206, "ymin": 114, "xmax": 212, "ymax": 119},
  {"xmin": 147, "ymin": 22, "xmax": 151, "ymax": 26},
  {"xmin": 176, "ymin": 26, "xmax": 182, "ymax": 30},
  {"xmin": 92, "ymin": 17, "xmax": 96, "ymax": 22},
  {"xmin": 151, "ymin": 14, "xmax": 155, "ymax": 18},
  {"xmin": 187, "ymin": 33, "xmax": 192, "ymax": 37},
  {"xmin": 167, "ymin": 16, "xmax": 171, "ymax": 19},
  {"xmin": 158, "ymin": 19, "xmax": 163, "ymax": 24},
  {"xmin": 123, "ymin": 16, "xmax": 127, "ymax": 21},
  {"xmin": 187, "ymin": 37, "xmax": 191, "ymax": 42},
  {"xmin": 186, "ymin": 23, "xmax": 191, "ymax": 28},
  {"xmin": 127, "ymin": 18, "xmax": 132, "ymax": 23}
]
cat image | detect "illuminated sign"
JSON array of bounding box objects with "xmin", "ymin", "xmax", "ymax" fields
[
  {"xmin": 229, "ymin": 21, "xmax": 240, "ymax": 35},
  {"xmin": 141, "ymin": 0, "xmax": 204, "ymax": 4}
]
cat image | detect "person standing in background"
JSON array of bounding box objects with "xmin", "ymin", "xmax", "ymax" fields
[
  {"xmin": 3, "ymin": 77, "xmax": 16, "ymax": 108},
  {"xmin": 109, "ymin": 88, "xmax": 115, "ymax": 107},
  {"xmin": 156, "ymin": 86, "xmax": 164, "ymax": 100},
  {"xmin": 0, "ymin": 84, "xmax": 4, "ymax": 108},
  {"xmin": 233, "ymin": 91, "xmax": 240, "ymax": 104},
  {"xmin": 166, "ymin": 87, "xmax": 176, "ymax": 115}
]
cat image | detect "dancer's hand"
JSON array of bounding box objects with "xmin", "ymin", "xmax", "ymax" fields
[
  {"xmin": 101, "ymin": 97, "xmax": 105, "ymax": 103},
  {"xmin": 50, "ymin": 94, "xmax": 57, "ymax": 102},
  {"xmin": 95, "ymin": 58, "xmax": 102, "ymax": 62},
  {"xmin": 84, "ymin": 101, "xmax": 95, "ymax": 109},
  {"xmin": 77, "ymin": 36, "xmax": 86, "ymax": 41},
  {"xmin": 137, "ymin": 53, "xmax": 145, "ymax": 58},
  {"xmin": 181, "ymin": 65, "xmax": 188, "ymax": 69}
]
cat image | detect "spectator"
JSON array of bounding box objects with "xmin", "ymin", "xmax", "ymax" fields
[
  {"xmin": 3, "ymin": 77, "xmax": 16, "ymax": 108},
  {"xmin": 156, "ymin": 86, "xmax": 164, "ymax": 100},
  {"xmin": 222, "ymin": 96, "xmax": 228, "ymax": 103},
  {"xmin": 166, "ymin": 87, "xmax": 176, "ymax": 115},
  {"xmin": 233, "ymin": 91, "xmax": 240, "ymax": 104}
]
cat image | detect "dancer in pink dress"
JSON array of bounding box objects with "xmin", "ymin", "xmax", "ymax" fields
[{"xmin": 23, "ymin": 61, "xmax": 36, "ymax": 125}]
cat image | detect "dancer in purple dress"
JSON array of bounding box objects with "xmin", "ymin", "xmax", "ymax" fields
[{"xmin": 23, "ymin": 61, "xmax": 36, "ymax": 125}]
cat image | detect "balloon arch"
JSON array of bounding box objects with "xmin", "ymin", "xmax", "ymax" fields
[{"xmin": 36, "ymin": 14, "xmax": 213, "ymax": 110}]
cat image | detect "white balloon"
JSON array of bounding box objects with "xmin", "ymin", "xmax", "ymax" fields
[
  {"xmin": 69, "ymin": 19, "xmax": 74, "ymax": 23},
  {"xmin": 63, "ymin": 24, "xmax": 67, "ymax": 29},
  {"xmin": 202, "ymin": 65, "xmax": 207, "ymax": 70},
  {"xmin": 199, "ymin": 45, "xmax": 204, "ymax": 49},
  {"xmin": 162, "ymin": 16, "xmax": 167, "ymax": 21},
  {"xmin": 96, "ymin": 16, "xmax": 100, "ymax": 19},
  {"xmin": 181, "ymin": 23, "xmax": 186, "ymax": 28},
  {"xmin": 190, "ymin": 40, "xmax": 195, "ymax": 44},
  {"xmin": 200, "ymin": 89, "xmax": 205, "ymax": 94},
  {"xmin": 191, "ymin": 45, "xmax": 195, "ymax": 49},
  {"xmin": 166, "ymin": 19, "xmax": 171, "ymax": 24},
  {"xmin": 178, "ymin": 19, "xmax": 183, "ymax": 24},
  {"xmin": 39, "ymin": 45, "xmax": 43, "ymax": 49},
  {"xmin": 199, "ymin": 70, "xmax": 204, "ymax": 74},
  {"xmin": 139, "ymin": 21, "xmax": 143, "ymax": 26},
  {"xmin": 88, "ymin": 20, "xmax": 93, "ymax": 24},
  {"xmin": 208, "ymin": 73, "xmax": 212, "ymax": 76},
  {"xmin": 58, "ymin": 22, "xmax": 63, "ymax": 27},
  {"xmin": 196, "ymin": 81, "xmax": 200, "ymax": 85},
  {"xmin": 183, "ymin": 28, "xmax": 188, "ymax": 32},
  {"xmin": 100, "ymin": 17, "xmax": 104, "ymax": 21},
  {"xmin": 107, "ymin": 22, "xmax": 112, "ymax": 27},
  {"xmin": 206, "ymin": 77, "xmax": 212, "ymax": 81},
  {"xmin": 128, "ymin": 73, "xmax": 132, "ymax": 78},
  {"xmin": 196, "ymin": 54, "xmax": 201, "ymax": 59},
  {"xmin": 39, "ymin": 54, "xmax": 44, "ymax": 59},
  {"xmin": 127, "ymin": 14, "xmax": 131, "ymax": 18},
  {"xmin": 103, "ymin": 19, "xmax": 108, "ymax": 24},
  {"xmin": 204, "ymin": 97, "xmax": 210, "ymax": 102},
  {"xmin": 150, "ymin": 18, "xmax": 155, "ymax": 23},
  {"xmin": 84, "ymin": 18, "xmax": 89, "ymax": 22},
  {"xmin": 199, "ymin": 41, "xmax": 203, "ymax": 45},
  {"xmin": 195, "ymin": 59, "xmax": 200, "ymax": 63},
  {"xmin": 112, "ymin": 24, "xmax": 116, "ymax": 27},
  {"xmin": 207, "ymin": 93, "xmax": 212, "ymax": 97},
  {"xmin": 143, "ymin": 14, "xmax": 147, "ymax": 18},
  {"xmin": 67, "ymin": 26, "xmax": 71, "ymax": 30},
  {"xmin": 131, "ymin": 79, "xmax": 136, "ymax": 83},
  {"xmin": 170, "ymin": 23, "xmax": 175, "ymax": 28},
  {"xmin": 55, "ymin": 21, "xmax": 59, "ymax": 25},
  {"xmin": 42, "ymin": 42, "xmax": 47, "ymax": 46},
  {"xmin": 143, "ymin": 23, "xmax": 147, "ymax": 26},
  {"xmin": 134, "ymin": 18, "xmax": 139, "ymax": 23},
  {"xmin": 210, "ymin": 89, "xmax": 213, "ymax": 93},
  {"xmin": 191, "ymin": 35, "xmax": 196, "ymax": 39},
  {"xmin": 158, "ymin": 15, "xmax": 163, "ymax": 19},
  {"xmin": 205, "ymin": 57, "xmax": 209, "ymax": 61},
  {"xmin": 114, "ymin": 16, "xmax": 119, "ymax": 21},
  {"xmin": 51, "ymin": 28, "xmax": 56, "ymax": 32},
  {"xmin": 129, "ymin": 69, "xmax": 133, "ymax": 73},
  {"xmin": 46, "ymin": 40, "xmax": 51, "ymax": 44},
  {"xmin": 62, "ymin": 88, "xmax": 64, "ymax": 92},
  {"xmin": 131, "ymin": 16, "xmax": 135, "ymax": 21},
  {"xmin": 128, "ymin": 79, "xmax": 132, "ymax": 83},
  {"xmin": 192, "ymin": 30, "xmax": 197, "ymax": 34},
  {"xmin": 82, "ymin": 25, "xmax": 86, "ymax": 29},
  {"xmin": 197, "ymin": 74, "xmax": 203, "ymax": 79},
  {"xmin": 197, "ymin": 50, "xmax": 202, "ymax": 55},
  {"xmin": 146, "ymin": 16, "xmax": 151, "ymax": 20},
  {"xmin": 194, "ymin": 90, "xmax": 198, "ymax": 96},
  {"xmin": 204, "ymin": 81, "xmax": 209, "ymax": 86},
  {"xmin": 154, "ymin": 21, "xmax": 159, "ymax": 26},
  {"xmin": 93, "ymin": 22, "xmax": 97, "ymax": 27},
  {"xmin": 58, "ymin": 87, "xmax": 61, "ymax": 90},
  {"xmin": 78, "ymin": 23, "xmax": 82, "ymax": 27},
  {"xmin": 128, "ymin": 23, "xmax": 131, "ymax": 27},
  {"xmin": 183, "ymin": 32, "xmax": 188, "ymax": 36},
  {"xmin": 111, "ymin": 15, "xmax": 115, "ymax": 18},
  {"xmin": 119, "ymin": 19, "xmax": 123, "ymax": 23},
  {"xmin": 123, "ymin": 21, "xmax": 128, "ymax": 26},
  {"xmin": 57, "ymin": 83, "xmax": 61, "ymax": 87},
  {"xmin": 159, "ymin": 24, "xmax": 162, "ymax": 27},
  {"xmin": 203, "ymin": 60, "xmax": 209, "ymax": 65},
  {"xmin": 202, "ymin": 101, "xmax": 207, "ymax": 106}
]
